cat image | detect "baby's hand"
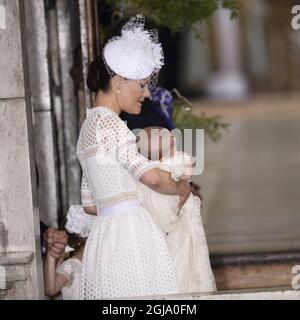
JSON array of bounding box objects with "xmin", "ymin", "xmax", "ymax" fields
[
  {"xmin": 179, "ymin": 154, "xmax": 193, "ymax": 181},
  {"xmin": 169, "ymin": 152, "xmax": 193, "ymax": 182},
  {"xmin": 179, "ymin": 173, "xmax": 191, "ymax": 181}
]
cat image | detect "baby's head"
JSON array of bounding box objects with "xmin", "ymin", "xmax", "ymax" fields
[{"xmin": 137, "ymin": 127, "xmax": 176, "ymax": 161}]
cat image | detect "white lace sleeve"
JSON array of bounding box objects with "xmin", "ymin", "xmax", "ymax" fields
[
  {"xmin": 56, "ymin": 260, "xmax": 74, "ymax": 283},
  {"xmin": 96, "ymin": 113, "xmax": 158, "ymax": 180},
  {"xmin": 81, "ymin": 172, "xmax": 95, "ymax": 206},
  {"xmin": 161, "ymin": 152, "xmax": 193, "ymax": 182}
]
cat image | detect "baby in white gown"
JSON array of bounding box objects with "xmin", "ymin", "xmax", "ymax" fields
[{"xmin": 136, "ymin": 127, "xmax": 217, "ymax": 293}]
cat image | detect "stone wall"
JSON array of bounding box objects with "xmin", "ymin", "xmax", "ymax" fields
[{"xmin": 0, "ymin": 0, "xmax": 44, "ymax": 299}]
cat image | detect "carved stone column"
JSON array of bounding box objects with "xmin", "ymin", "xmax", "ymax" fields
[
  {"xmin": 0, "ymin": 0, "xmax": 44, "ymax": 299},
  {"xmin": 206, "ymin": 8, "xmax": 248, "ymax": 100}
]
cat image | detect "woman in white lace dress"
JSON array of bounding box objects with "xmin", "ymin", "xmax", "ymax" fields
[{"xmin": 77, "ymin": 16, "xmax": 191, "ymax": 299}]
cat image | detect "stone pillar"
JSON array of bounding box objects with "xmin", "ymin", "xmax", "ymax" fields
[
  {"xmin": 24, "ymin": 0, "xmax": 60, "ymax": 228},
  {"xmin": 179, "ymin": 26, "xmax": 210, "ymax": 94},
  {"xmin": 41, "ymin": 0, "xmax": 82, "ymax": 223},
  {"xmin": 0, "ymin": 0, "xmax": 44, "ymax": 299},
  {"xmin": 264, "ymin": 0, "xmax": 300, "ymax": 91},
  {"xmin": 242, "ymin": 0, "xmax": 268, "ymax": 90},
  {"xmin": 56, "ymin": 0, "xmax": 81, "ymax": 218},
  {"xmin": 206, "ymin": 8, "xmax": 248, "ymax": 100}
]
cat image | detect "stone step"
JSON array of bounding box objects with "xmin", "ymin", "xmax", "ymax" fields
[
  {"xmin": 0, "ymin": 252, "xmax": 34, "ymax": 299},
  {"xmin": 126, "ymin": 286, "xmax": 300, "ymax": 300},
  {"xmin": 211, "ymin": 251, "xmax": 300, "ymax": 290}
]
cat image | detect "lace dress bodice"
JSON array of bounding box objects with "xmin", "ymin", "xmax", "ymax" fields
[
  {"xmin": 77, "ymin": 106, "xmax": 178, "ymax": 299},
  {"xmin": 76, "ymin": 106, "xmax": 157, "ymax": 209},
  {"xmin": 56, "ymin": 258, "xmax": 82, "ymax": 300}
]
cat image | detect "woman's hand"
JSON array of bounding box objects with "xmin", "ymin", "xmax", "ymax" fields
[
  {"xmin": 177, "ymin": 180, "xmax": 191, "ymax": 209},
  {"xmin": 83, "ymin": 205, "xmax": 97, "ymax": 215},
  {"xmin": 141, "ymin": 168, "xmax": 191, "ymax": 201},
  {"xmin": 190, "ymin": 182, "xmax": 203, "ymax": 202}
]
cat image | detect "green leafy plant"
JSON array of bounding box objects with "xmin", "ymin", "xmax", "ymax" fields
[
  {"xmin": 107, "ymin": 0, "xmax": 238, "ymax": 34},
  {"xmin": 171, "ymin": 89, "xmax": 229, "ymax": 142},
  {"xmin": 103, "ymin": 0, "xmax": 234, "ymax": 141}
]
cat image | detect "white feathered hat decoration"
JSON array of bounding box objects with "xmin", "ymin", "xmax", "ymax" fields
[{"xmin": 103, "ymin": 15, "xmax": 164, "ymax": 83}]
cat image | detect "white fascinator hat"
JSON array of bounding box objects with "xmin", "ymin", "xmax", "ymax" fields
[{"xmin": 103, "ymin": 14, "xmax": 164, "ymax": 89}]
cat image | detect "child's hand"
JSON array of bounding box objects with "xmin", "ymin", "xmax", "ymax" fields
[{"xmin": 44, "ymin": 228, "xmax": 68, "ymax": 259}]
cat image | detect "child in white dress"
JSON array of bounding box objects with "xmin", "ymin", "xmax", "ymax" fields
[
  {"xmin": 136, "ymin": 127, "xmax": 217, "ymax": 293},
  {"xmin": 44, "ymin": 206, "xmax": 94, "ymax": 300}
]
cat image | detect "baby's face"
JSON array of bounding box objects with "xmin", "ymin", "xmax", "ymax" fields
[
  {"xmin": 160, "ymin": 132, "xmax": 176, "ymax": 160},
  {"xmin": 137, "ymin": 127, "xmax": 176, "ymax": 160}
]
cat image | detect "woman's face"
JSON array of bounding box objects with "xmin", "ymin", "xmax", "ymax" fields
[{"xmin": 118, "ymin": 78, "xmax": 151, "ymax": 115}]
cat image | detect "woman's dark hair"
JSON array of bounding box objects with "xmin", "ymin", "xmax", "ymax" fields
[
  {"xmin": 86, "ymin": 48, "xmax": 112, "ymax": 93},
  {"xmin": 86, "ymin": 19, "xmax": 123, "ymax": 94}
]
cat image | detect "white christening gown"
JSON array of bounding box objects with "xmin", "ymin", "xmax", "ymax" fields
[
  {"xmin": 137, "ymin": 152, "xmax": 217, "ymax": 294},
  {"xmin": 76, "ymin": 106, "xmax": 178, "ymax": 299}
]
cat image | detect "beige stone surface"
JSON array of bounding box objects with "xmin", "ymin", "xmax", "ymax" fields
[
  {"xmin": 213, "ymin": 262, "xmax": 299, "ymax": 290},
  {"xmin": 0, "ymin": 0, "xmax": 44, "ymax": 299},
  {"xmin": 0, "ymin": 0, "xmax": 24, "ymax": 99},
  {"xmin": 192, "ymin": 94, "xmax": 300, "ymax": 255},
  {"xmin": 0, "ymin": 99, "xmax": 38, "ymax": 252},
  {"xmin": 124, "ymin": 287, "xmax": 300, "ymax": 300}
]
